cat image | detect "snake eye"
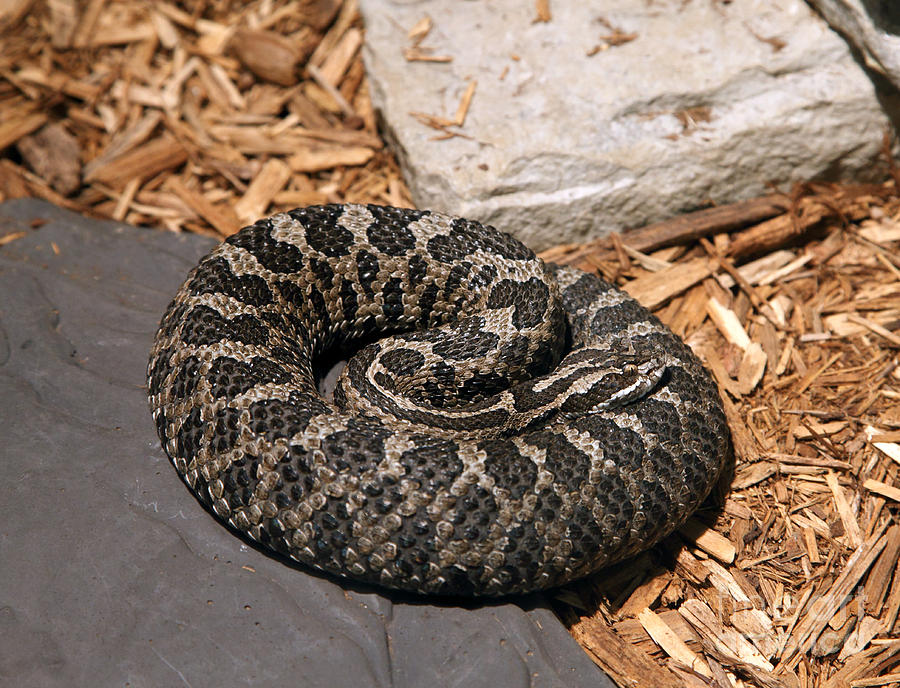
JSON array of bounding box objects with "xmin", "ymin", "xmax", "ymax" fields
[{"xmin": 624, "ymin": 364, "xmax": 636, "ymax": 375}]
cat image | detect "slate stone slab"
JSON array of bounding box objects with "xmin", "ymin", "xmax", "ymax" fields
[{"xmin": 0, "ymin": 200, "xmax": 610, "ymax": 688}]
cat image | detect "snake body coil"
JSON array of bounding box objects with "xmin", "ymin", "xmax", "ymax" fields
[{"xmin": 148, "ymin": 204, "xmax": 729, "ymax": 596}]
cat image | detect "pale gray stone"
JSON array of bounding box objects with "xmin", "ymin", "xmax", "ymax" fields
[
  {"xmin": 808, "ymin": 0, "xmax": 900, "ymax": 90},
  {"xmin": 359, "ymin": 0, "xmax": 895, "ymax": 249}
]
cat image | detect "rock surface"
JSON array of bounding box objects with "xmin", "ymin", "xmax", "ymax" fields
[
  {"xmin": 809, "ymin": 0, "xmax": 900, "ymax": 91},
  {"xmin": 0, "ymin": 200, "xmax": 608, "ymax": 688},
  {"xmin": 359, "ymin": 0, "xmax": 896, "ymax": 249}
]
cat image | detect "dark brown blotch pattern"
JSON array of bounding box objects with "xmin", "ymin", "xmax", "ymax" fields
[{"xmin": 147, "ymin": 204, "xmax": 730, "ymax": 597}]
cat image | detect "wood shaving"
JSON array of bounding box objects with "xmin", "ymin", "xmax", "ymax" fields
[
  {"xmin": 0, "ymin": 0, "xmax": 411, "ymax": 236},
  {"xmin": 543, "ymin": 179, "xmax": 900, "ymax": 687}
]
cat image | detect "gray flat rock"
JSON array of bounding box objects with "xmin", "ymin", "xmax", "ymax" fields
[
  {"xmin": 359, "ymin": 0, "xmax": 896, "ymax": 249},
  {"xmin": 0, "ymin": 200, "xmax": 611, "ymax": 688}
]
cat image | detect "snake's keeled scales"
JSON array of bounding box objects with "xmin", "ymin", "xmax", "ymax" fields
[{"xmin": 148, "ymin": 204, "xmax": 730, "ymax": 596}]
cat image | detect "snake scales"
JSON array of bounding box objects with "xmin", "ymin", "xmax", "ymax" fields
[{"xmin": 148, "ymin": 204, "xmax": 729, "ymax": 596}]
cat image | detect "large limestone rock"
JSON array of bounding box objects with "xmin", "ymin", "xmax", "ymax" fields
[
  {"xmin": 808, "ymin": 0, "xmax": 900, "ymax": 91},
  {"xmin": 359, "ymin": 0, "xmax": 895, "ymax": 249}
]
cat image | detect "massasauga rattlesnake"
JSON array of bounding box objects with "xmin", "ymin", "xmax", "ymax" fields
[{"xmin": 148, "ymin": 204, "xmax": 730, "ymax": 596}]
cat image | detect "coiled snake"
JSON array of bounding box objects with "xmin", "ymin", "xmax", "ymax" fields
[{"xmin": 148, "ymin": 204, "xmax": 729, "ymax": 596}]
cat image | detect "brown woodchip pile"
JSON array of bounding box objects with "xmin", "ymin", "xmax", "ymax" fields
[
  {"xmin": 0, "ymin": 0, "xmax": 412, "ymax": 237},
  {"xmin": 545, "ymin": 182, "xmax": 900, "ymax": 688},
  {"xmin": 2, "ymin": 2, "xmax": 899, "ymax": 687}
]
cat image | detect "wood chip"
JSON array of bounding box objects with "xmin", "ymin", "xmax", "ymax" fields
[
  {"xmin": 823, "ymin": 642, "xmax": 900, "ymax": 687},
  {"xmin": 565, "ymin": 609, "xmax": 685, "ymax": 688},
  {"xmin": 638, "ymin": 608, "xmax": 712, "ymax": 678},
  {"xmin": 847, "ymin": 313, "xmax": 900, "ymax": 347},
  {"xmin": 863, "ymin": 479, "xmax": 900, "ymax": 503},
  {"xmin": 407, "ymin": 15, "xmax": 432, "ymax": 43},
  {"xmin": 112, "ymin": 177, "xmax": 141, "ymax": 221},
  {"xmin": 231, "ymin": 29, "xmax": 301, "ymax": 86},
  {"xmin": 865, "ymin": 526, "xmax": 900, "ymax": 617},
  {"xmin": 403, "ymin": 47, "xmax": 453, "ymax": 63},
  {"xmin": 83, "ymin": 111, "xmax": 164, "ymax": 178},
  {"xmin": 728, "ymin": 199, "xmax": 829, "ymax": 259},
  {"xmin": 757, "ymin": 252, "xmax": 813, "ymax": 286},
  {"xmin": 0, "ymin": 111, "xmax": 48, "ymax": 151},
  {"xmin": 678, "ymin": 518, "xmax": 737, "ymax": 564},
  {"xmin": 737, "ymin": 342, "xmax": 767, "ymax": 395},
  {"xmin": 679, "ymin": 598, "xmax": 775, "ymax": 672},
  {"xmin": 166, "ymin": 177, "xmax": 241, "ymax": 237},
  {"xmin": 624, "ymin": 258, "xmax": 713, "ymax": 310},
  {"xmin": 826, "ymin": 470, "xmax": 864, "ymax": 547},
  {"xmin": 287, "ymin": 144, "xmax": 374, "ymax": 173},
  {"xmin": 869, "ymin": 433, "xmax": 900, "ymax": 467},
  {"xmin": 0, "ymin": 0, "xmax": 37, "ymax": 31},
  {"xmin": 618, "ymin": 569, "xmax": 671, "ymax": 618},
  {"xmin": 849, "ymin": 672, "xmax": 900, "ymax": 687},
  {"xmin": 48, "ymin": 0, "xmax": 78, "ymax": 48},
  {"xmin": 318, "ymin": 27, "xmax": 362, "ymax": 87},
  {"xmin": 233, "ymin": 158, "xmax": 292, "ymax": 224},
  {"xmin": 0, "ymin": 231, "xmax": 27, "ymax": 245},
  {"xmin": 454, "ymin": 79, "xmax": 477, "ymax": 127},
  {"xmin": 534, "ymin": 0, "xmax": 551, "ymax": 23},
  {"xmin": 85, "ymin": 136, "xmax": 188, "ymax": 189},
  {"xmin": 707, "ymin": 297, "xmax": 750, "ymax": 349}
]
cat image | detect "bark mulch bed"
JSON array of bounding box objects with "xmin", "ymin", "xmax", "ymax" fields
[
  {"xmin": 2, "ymin": 2, "xmax": 899, "ymax": 686},
  {"xmin": 544, "ymin": 180, "xmax": 900, "ymax": 688}
]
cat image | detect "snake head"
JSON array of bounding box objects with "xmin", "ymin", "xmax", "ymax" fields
[{"xmin": 557, "ymin": 352, "xmax": 669, "ymax": 414}]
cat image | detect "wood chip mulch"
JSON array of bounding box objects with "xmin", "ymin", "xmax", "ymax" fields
[
  {"xmin": 2, "ymin": 2, "xmax": 900, "ymax": 687},
  {"xmin": 0, "ymin": 0, "xmax": 412, "ymax": 239},
  {"xmin": 542, "ymin": 178, "xmax": 900, "ymax": 688}
]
